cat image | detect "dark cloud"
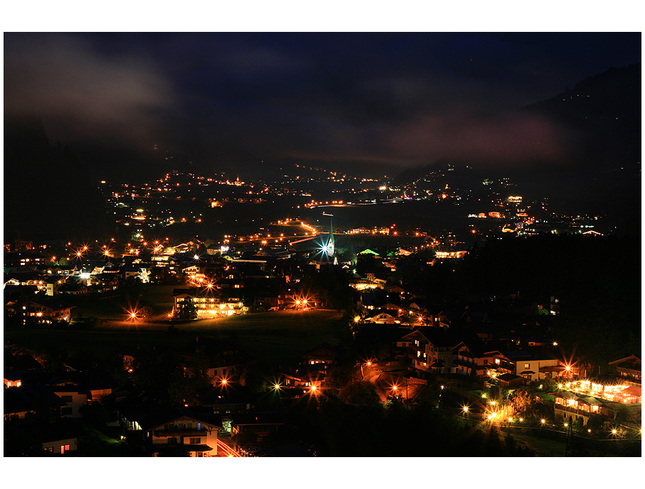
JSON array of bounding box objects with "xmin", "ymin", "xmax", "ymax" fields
[
  {"xmin": 4, "ymin": 32, "xmax": 640, "ymax": 178},
  {"xmin": 4, "ymin": 33, "xmax": 173, "ymax": 149}
]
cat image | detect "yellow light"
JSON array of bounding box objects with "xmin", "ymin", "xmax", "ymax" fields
[
  {"xmin": 519, "ymin": 418, "xmax": 524, "ymax": 422},
  {"xmin": 463, "ymin": 406, "xmax": 469, "ymax": 413},
  {"xmin": 221, "ymin": 379, "xmax": 228, "ymax": 386},
  {"xmin": 366, "ymin": 361, "xmax": 372, "ymax": 367},
  {"xmin": 310, "ymin": 385, "xmax": 317, "ymax": 392},
  {"xmin": 564, "ymin": 423, "xmax": 569, "ymax": 428},
  {"xmin": 392, "ymin": 385, "xmax": 398, "ymax": 391},
  {"xmin": 612, "ymin": 429, "xmax": 617, "ymax": 435},
  {"xmin": 273, "ymin": 383, "xmax": 281, "ymax": 391},
  {"xmin": 354, "ymin": 316, "xmax": 361, "ymax": 323},
  {"xmin": 541, "ymin": 419, "xmax": 546, "ymax": 424},
  {"xmin": 130, "ymin": 312, "xmax": 137, "ymax": 319},
  {"xmin": 565, "ymin": 365, "xmax": 571, "ymax": 371}
]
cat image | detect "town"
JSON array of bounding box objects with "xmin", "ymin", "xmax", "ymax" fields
[
  {"xmin": 4, "ymin": 189, "xmax": 641, "ymax": 455},
  {"xmin": 3, "ymin": 30, "xmax": 641, "ymax": 464}
]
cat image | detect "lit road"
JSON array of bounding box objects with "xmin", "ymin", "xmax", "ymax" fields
[
  {"xmin": 229, "ymin": 219, "xmax": 318, "ymax": 245},
  {"xmin": 217, "ymin": 439, "xmax": 241, "ymax": 457}
]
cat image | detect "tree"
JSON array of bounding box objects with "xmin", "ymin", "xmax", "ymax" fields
[{"xmin": 176, "ymin": 297, "xmax": 197, "ymax": 320}]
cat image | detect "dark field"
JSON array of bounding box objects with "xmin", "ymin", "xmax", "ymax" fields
[{"xmin": 4, "ymin": 309, "xmax": 350, "ymax": 362}]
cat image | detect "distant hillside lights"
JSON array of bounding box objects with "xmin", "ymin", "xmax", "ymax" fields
[{"xmin": 434, "ymin": 250, "xmax": 468, "ymax": 259}]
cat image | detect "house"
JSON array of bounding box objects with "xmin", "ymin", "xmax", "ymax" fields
[
  {"xmin": 230, "ymin": 411, "xmax": 286, "ymax": 441},
  {"xmin": 302, "ymin": 344, "xmax": 336, "ymax": 366},
  {"xmin": 609, "ymin": 355, "xmax": 641, "ymax": 384},
  {"xmin": 16, "ymin": 299, "xmax": 73, "ymax": 325},
  {"xmin": 147, "ymin": 415, "xmax": 220, "ymax": 457},
  {"xmin": 50, "ymin": 382, "xmax": 88, "ymax": 418},
  {"xmin": 365, "ymin": 311, "xmax": 399, "ymax": 324},
  {"xmin": 40, "ymin": 420, "xmax": 84, "ymax": 455},
  {"xmin": 475, "ymin": 350, "xmax": 515, "ymax": 378},
  {"xmin": 4, "ymin": 384, "xmax": 64, "ymax": 421},
  {"xmin": 496, "ymin": 373, "xmax": 526, "ymax": 388},
  {"xmin": 172, "ymin": 287, "xmax": 246, "ymax": 319},
  {"xmin": 507, "ymin": 349, "xmax": 560, "ymax": 382},
  {"xmin": 554, "ymin": 391, "xmax": 608, "ymax": 426},
  {"xmin": 398, "ymin": 329, "xmax": 477, "ymax": 375}
]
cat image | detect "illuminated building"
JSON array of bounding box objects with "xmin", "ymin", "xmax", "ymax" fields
[
  {"xmin": 147, "ymin": 416, "xmax": 220, "ymax": 457},
  {"xmin": 172, "ymin": 288, "xmax": 247, "ymax": 318},
  {"xmin": 508, "ymin": 351, "xmax": 560, "ymax": 382},
  {"xmin": 609, "ymin": 355, "xmax": 641, "ymax": 383},
  {"xmin": 14, "ymin": 299, "xmax": 73, "ymax": 325},
  {"xmin": 434, "ymin": 250, "xmax": 468, "ymax": 259},
  {"xmin": 398, "ymin": 329, "xmax": 477, "ymax": 375}
]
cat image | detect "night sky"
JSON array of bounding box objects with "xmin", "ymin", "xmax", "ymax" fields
[{"xmin": 4, "ymin": 32, "xmax": 641, "ymax": 179}]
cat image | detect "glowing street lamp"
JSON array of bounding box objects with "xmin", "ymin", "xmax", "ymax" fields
[{"xmin": 541, "ymin": 419, "xmax": 546, "ymax": 425}]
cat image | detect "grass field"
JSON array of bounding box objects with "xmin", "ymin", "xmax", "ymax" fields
[{"xmin": 5, "ymin": 309, "xmax": 351, "ymax": 362}]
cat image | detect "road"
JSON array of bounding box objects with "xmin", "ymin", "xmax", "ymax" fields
[{"xmin": 216, "ymin": 438, "xmax": 241, "ymax": 457}]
